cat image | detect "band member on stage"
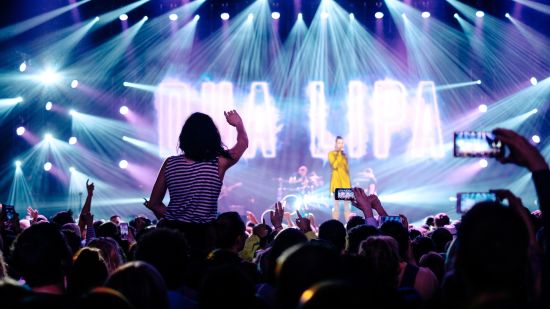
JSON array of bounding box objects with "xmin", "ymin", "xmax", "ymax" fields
[
  {"xmin": 329, "ymin": 136, "xmax": 351, "ymax": 221},
  {"xmin": 356, "ymin": 167, "xmax": 377, "ymax": 195},
  {"xmin": 288, "ymin": 165, "xmax": 310, "ymax": 189}
]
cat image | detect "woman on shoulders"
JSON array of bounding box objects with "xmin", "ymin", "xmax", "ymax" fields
[{"xmin": 146, "ymin": 110, "xmax": 248, "ymax": 224}]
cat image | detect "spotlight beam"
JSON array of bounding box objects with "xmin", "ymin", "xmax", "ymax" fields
[
  {"xmin": 513, "ymin": 0, "xmax": 550, "ymax": 15},
  {"xmin": 0, "ymin": 0, "xmax": 91, "ymax": 41}
]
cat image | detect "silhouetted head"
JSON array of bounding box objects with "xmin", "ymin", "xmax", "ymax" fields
[
  {"xmin": 214, "ymin": 212, "xmax": 246, "ymax": 252},
  {"xmin": 346, "ymin": 224, "xmax": 379, "ymax": 255},
  {"xmin": 358, "ymin": 236, "xmax": 401, "ymax": 291},
  {"xmin": 411, "ymin": 236, "xmax": 435, "ymax": 264},
  {"xmin": 10, "ymin": 223, "xmax": 72, "ymax": 288},
  {"xmin": 105, "ymin": 261, "xmax": 168, "ymax": 309},
  {"xmin": 346, "ymin": 216, "xmax": 365, "ymax": 232},
  {"xmin": 380, "ymin": 221, "xmax": 410, "ymax": 261},
  {"xmin": 456, "ymin": 201, "xmax": 529, "ymax": 297},
  {"xmin": 50, "ymin": 210, "xmax": 75, "ymax": 228},
  {"xmin": 434, "ymin": 213, "xmax": 450, "ymax": 228},
  {"xmin": 179, "ymin": 112, "xmax": 231, "ymax": 161},
  {"xmin": 431, "ymin": 227, "xmax": 453, "ymax": 253},
  {"xmin": 135, "ymin": 228, "xmax": 190, "ymax": 290},
  {"xmin": 88, "ymin": 237, "xmax": 125, "ymax": 274},
  {"xmin": 318, "ymin": 220, "xmax": 346, "ymax": 253},
  {"xmin": 68, "ymin": 247, "xmax": 109, "ymax": 296}
]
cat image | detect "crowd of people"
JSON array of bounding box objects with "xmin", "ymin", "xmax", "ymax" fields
[{"xmin": 0, "ymin": 111, "xmax": 548, "ymax": 309}]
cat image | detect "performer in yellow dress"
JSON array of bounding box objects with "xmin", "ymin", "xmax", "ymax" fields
[{"xmin": 329, "ymin": 136, "xmax": 351, "ymax": 222}]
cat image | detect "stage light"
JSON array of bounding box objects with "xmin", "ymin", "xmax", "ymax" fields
[
  {"xmin": 45, "ymin": 101, "xmax": 53, "ymax": 110},
  {"xmin": 123, "ymin": 81, "xmax": 129, "ymax": 87},
  {"xmin": 247, "ymin": 14, "xmax": 254, "ymax": 22},
  {"xmin": 375, "ymin": 11, "xmax": 384, "ymax": 19},
  {"xmin": 454, "ymin": 13, "xmax": 459, "ymax": 18},
  {"xmin": 476, "ymin": 11, "xmax": 485, "ymax": 18},
  {"xmin": 69, "ymin": 109, "xmax": 78, "ymax": 116},
  {"xmin": 478, "ymin": 104, "xmax": 488, "ymax": 113},
  {"xmin": 449, "ymin": 196, "xmax": 457, "ymax": 202},
  {"xmin": 19, "ymin": 62, "xmax": 27, "ymax": 72},
  {"xmin": 44, "ymin": 133, "xmax": 53, "ymax": 142},
  {"xmin": 15, "ymin": 161, "xmax": 22, "ymax": 168},
  {"xmin": 38, "ymin": 69, "xmax": 61, "ymax": 85},
  {"xmin": 44, "ymin": 162, "xmax": 52, "ymax": 171},
  {"xmin": 16, "ymin": 126, "xmax": 25, "ymax": 136},
  {"xmin": 532, "ymin": 108, "xmax": 538, "ymax": 113},
  {"xmin": 422, "ymin": 11, "xmax": 431, "ymax": 18},
  {"xmin": 119, "ymin": 160, "xmax": 128, "ymax": 169},
  {"xmin": 532, "ymin": 135, "xmax": 540, "ymax": 144},
  {"xmin": 401, "ymin": 13, "xmax": 407, "ymax": 18},
  {"xmin": 119, "ymin": 106, "xmax": 129, "ymax": 115},
  {"xmin": 143, "ymin": 16, "xmax": 148, "ymax": 21},
  {"xmin": 272, "ymin": 12, "xmax": 280, "ymax": 20},
  {"xmin": 505, "ymin": 13, "xmax": 511, "ymax": 18},
  {"xmin": 530, "ymin": 77, "xmax": 538, "ymax": 85},
  {"xmin": 194, "ymin": 14, "xmax": 200, "ymax": 21},
  {"xmin": 71, "ymin": 79, "xmax": 78, "ymax": 88},
  {"xmin": 69, "ymin": 166, "xmax": 76, "ymax": 173},
  {"xmin": 68, "ymin": 136, "xmax": 77, "ymax": 145},
  {"xmin": 349, "ymin": 13, "xmax": 354, "ymax": 20},
  {"xmin": 119, "ymin": 14, "xmax": 128, "ymax": 21},
  {"xmin": 169, "ymin": 13, "xmax": 178, "ymax": 21},
  {"xmin": 95, "ymin": 16, "xmax": 99, "ymax": 22},
  {"xmin": 298, "ymin": 13, "xmax": 303, "ymax": 20},
  {"xmin": 220, "ymin": 13, "xmax": 229, "ymax": 20},
  {"xmin": 476, "ymin": 80, "xmax": 482, "ymax": 84},
  {"xmin": 479, "ymin": 159, "xmax": 488, "ymax": 168},
  {"xmin": 321, "ymin": 12, "xmax": 329, "ymax": 19}
]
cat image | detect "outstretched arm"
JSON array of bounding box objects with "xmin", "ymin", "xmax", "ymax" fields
[
  {"xmin": 220, "ymin": 110, "xmax": 248, "ymax": 170},
  {"xmin": 78, "ymin": 179, "xmax": 94, "ymax": 237}
]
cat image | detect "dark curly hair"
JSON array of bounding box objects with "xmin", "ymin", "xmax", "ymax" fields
[{"xmin": 178, "ymin": 112, "xmax": 232, "ymax": 161}]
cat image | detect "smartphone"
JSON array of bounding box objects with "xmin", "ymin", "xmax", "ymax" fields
[
  {"xmin": 380, "ymin": 216, "xmax": 401, "ymax": 224},
  {"xmin": 335, "ymin": 188, "xmax": 355, "ymax": 201},
  {"xmin": 457, "ymin": 192, "xmax": 497, "ymax": 214},
  {"xmin": 2, "ymin": 204, "xmax": 16, "ymax": 221},
  {"xmin": 120, "ymin": 222, "xmax": 129, "ymax": 239},
  {"xmin": 454, "ymin": 131, "xmax": 504, "ymax": 158}
]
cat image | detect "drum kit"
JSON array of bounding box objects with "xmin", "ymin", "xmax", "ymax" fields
[{"xmin": 266, "ymin": 173, "xmax": 332, "ymax": 224}]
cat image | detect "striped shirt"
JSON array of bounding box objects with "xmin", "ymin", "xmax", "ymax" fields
[{"xmin": 164, "ymin": 155, "xmax": 222, "ymax": 223}]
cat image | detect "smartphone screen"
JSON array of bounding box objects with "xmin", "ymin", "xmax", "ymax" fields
[
  {"xmin": 457, "ymin": 192, "xmax": 497, "ymax": 214},
  {"xmin": 454, "ymin": 131, "xmax": 503, "ymax": 158},
  {"xmin": 335, "ymin": 188, "xmax": 355, "ymax": 201},
  {"xmin": 3, "ymin": 205, "xmax": 15, "ymax": 221},
  {"xmin": 380, "ymin": 216, "xmax": 401, "ymax": 224},
  {"xmin": 120, "ymin": 222, "xmax": 129, "ymax": 238}
]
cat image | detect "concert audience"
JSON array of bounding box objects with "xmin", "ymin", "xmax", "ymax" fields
[{"xmin": 0, "ymin": 127, "xmax": 548, "ymax": 309}]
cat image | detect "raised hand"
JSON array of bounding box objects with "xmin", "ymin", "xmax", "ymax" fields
[
  {"xmin": 86, "ymin": 179, "xmax": 95, "ymax": 195},
  {"xmin": 270, "ymin": 201, "xmax": 284, "ymax": 230},
  {"xmin": 493, "ymin": 128, "xmax": 548, "ymax": 172},
  {"xmin": 27, "ymin": 207, "xmax": 39, "ymax": 220},
  {"xmin": 246, "ymin": 210, "xmax": 259, "ymax": 225},
  {"xmin": 295, "ymin": 210, "xmax": 312, "ymax": 233},
  {"xmin": 224, "ymin": 110, "xmax": 244, "ymax": 127}
]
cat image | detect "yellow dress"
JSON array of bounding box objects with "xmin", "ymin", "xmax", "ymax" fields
[{"xmin": 328, "ymin": 150, "xmax": 351, "ymax": 193}]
